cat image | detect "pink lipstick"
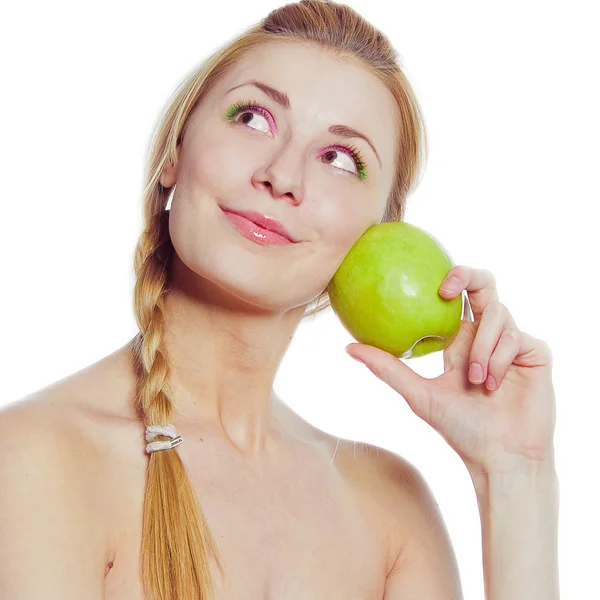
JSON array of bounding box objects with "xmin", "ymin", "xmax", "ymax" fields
[{"xmin": 221, "ymin": 208, "xmax": 299, "ymax": 247}]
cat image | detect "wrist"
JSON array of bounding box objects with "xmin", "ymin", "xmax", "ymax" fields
[{"xmin": 467, "ymin": 456, "xmax": 558, "ymax": 495}]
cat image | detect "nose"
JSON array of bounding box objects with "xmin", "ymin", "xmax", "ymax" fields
[
  {"xmin": 260, "ymin": 181, "xmax": 297, "ymax": 203},
  {"xmin": 252, "ymin": 144, "xmax": 304, "ymax": 204}
]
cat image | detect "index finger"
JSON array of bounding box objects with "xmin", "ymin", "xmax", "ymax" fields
[{"xmin": 444, "ymin": 266, "xmax": 499, "ymax": 321}]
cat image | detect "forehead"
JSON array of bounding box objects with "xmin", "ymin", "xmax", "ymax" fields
[{"xmin": 212, "ymin": 40, "xmax": 398, "ymax": 166}]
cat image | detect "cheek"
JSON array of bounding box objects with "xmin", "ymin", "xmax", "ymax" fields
[
  {"xmin": 182, "ymin": 127, "xmax": 249, "ymax": 190},
  {"xmin": 312, "ymin": 196, "xmax": 374, "ymax": 250},
  {"xmin": 186, "ymin": 143, "xmax": 228, "ymax": 186}
]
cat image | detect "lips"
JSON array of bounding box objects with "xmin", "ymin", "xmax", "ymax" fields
[{"xmin": 219, "ymin": 206, "xmax": 299, "ymax": 243}]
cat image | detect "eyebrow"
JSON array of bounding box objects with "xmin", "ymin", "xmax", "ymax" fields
[{"xmin": 225, "ymin": 79, "xmax": 382, "ymax": 168}]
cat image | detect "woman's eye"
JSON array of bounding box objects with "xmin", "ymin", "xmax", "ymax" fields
[
  {"xmin": 318, "ymin": 148, "xmax": 358, "ymax": 176},
  {"xmin": 229, "ymin": 107, "xmax": 271, "ymax": 134}
]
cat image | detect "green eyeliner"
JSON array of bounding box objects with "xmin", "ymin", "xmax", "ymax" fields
[{"xmin": 225, "ymin": 105, "xmax": 239, "ymax": 120}]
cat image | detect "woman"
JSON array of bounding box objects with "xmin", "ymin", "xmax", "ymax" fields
[{"xmin": 0, "ymin": 1, "xmax": 559, "ymax": 599}]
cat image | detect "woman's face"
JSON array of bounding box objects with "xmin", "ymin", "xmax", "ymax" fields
[{"xmin": 162, "ymin": 40, "xmax": 400, "ymax": 313}]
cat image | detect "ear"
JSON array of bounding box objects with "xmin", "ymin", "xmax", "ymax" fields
[{"xmin": 159, "ymin": 144, "xmax": 182, "ymax": 188}]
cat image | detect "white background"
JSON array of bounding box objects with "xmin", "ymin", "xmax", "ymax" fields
[{"xmin": 1, "ymin": 1, "xmax": 598, "ymax": 598}]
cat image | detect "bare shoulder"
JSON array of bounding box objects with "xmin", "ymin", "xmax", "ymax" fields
[
  {"xmin": 0, "ymin": 340, "xmax": 142, "ymax": 501},
  {"xmin": 327, "ymin": 436, "xmax": 461, "ymax": 581},
  {"xmin": 312, "ymin": 434, "xmax": 416, "ymax": 571},
  {"xmin": 0, "ymin": 392, "xmax": 110, "ymax": 597},
  {"xmin": 329, "ymin": 437, "xmax": 431, "ymax": 539},
  {"xmin": 333, "ymin": 438, "xmax": 464, "ymax": 597},
  {"xmin": 0, "ymin": 387, "xmax": 112, "ymax": 535},
  {"xmin": 0, "ymin": 388, "xmax": 83, "ymax": 465}
]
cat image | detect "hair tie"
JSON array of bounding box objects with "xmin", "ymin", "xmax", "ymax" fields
[{"xmin": 145, "ymin": 424, "xmax": 183, "ymax": 454}]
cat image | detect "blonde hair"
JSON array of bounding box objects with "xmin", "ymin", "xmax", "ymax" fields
[{"xmin": 128, "ymin": 1, "xmax": 427, "ymax": 598}]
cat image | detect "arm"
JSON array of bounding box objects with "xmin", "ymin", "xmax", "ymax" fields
[
  {"xmin": 0, "ymin": 405, "xmax": 106, "ymax": 599},
  {"xmin": 469, "ymin": 460, "xmax": 560, "ymax": 600}
]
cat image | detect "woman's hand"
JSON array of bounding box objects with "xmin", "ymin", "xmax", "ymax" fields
[{"xmin": 345, "ymin": 265, "xmax": 556, "ymax": 476}]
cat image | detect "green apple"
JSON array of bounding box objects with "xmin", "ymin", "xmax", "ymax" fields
[{"xmin": 328, "ymin": 221, "xmax": 463, "ymax": 359}]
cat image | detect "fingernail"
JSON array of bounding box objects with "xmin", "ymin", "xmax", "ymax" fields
[
  {"xmin": 486, "ymin": 375, "xmax": 497, "ymax": 390},
  {"xmin": 469, "ymin": 362, "xmax": 484, "ymax": 383},
  {"xmin": 440, "ymin": 276, "xmax": 460, "ymax": 294}
]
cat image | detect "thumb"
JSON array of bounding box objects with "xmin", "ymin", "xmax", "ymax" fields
[{"xmin": 345, "ymin": 343, "xmax": 434, "ymax": 420}]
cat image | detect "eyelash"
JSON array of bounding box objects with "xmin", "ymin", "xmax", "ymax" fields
[{"xmin": 225, "ymin": 99, "xmax": 368, "ymax": 181}]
